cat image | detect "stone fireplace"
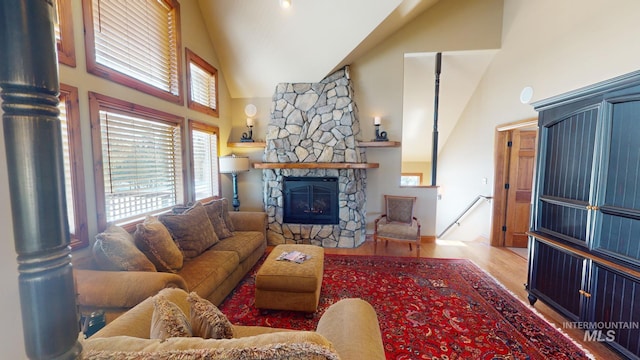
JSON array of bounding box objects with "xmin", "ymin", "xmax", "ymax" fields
[{"xmin": 261, "ymin": 67, "xmax": 368, "ymax": 248}]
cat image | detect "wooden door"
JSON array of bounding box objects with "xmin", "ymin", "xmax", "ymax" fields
[{"xmin": 504, "ymin": 130, "xmax": 536, "ymax": 247}]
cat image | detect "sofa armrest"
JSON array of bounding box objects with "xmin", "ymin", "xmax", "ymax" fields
[
  {"xmin": 316, "ymin": 298, "xmax": 386, "ymax": 360},
  {"xmin": 229, "ymin": 211, "xmax": 267, "ymax": 233},
  {"xmin": 74, "ymin": 269, "xmax": 188, "ymax": 318}
]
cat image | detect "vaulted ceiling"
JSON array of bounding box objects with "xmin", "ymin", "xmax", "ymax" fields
[{"xmin": 197, "ymin": 0, "xmax": 442, "ymax": 99}]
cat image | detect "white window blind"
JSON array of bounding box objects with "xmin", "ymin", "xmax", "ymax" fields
[
  {"xmin": 100, "ymin": 110, "xmax": 183, "ymax": 223},
  {"xmin": 91, "ymin": 0, "xmax": 179, "ymax": 95},
  {"xmin": 192, "ymin": 129, "xmax": 219, "ymax": 200},
  {"xmin": 58, "ymin": 96, "xmax": 75, "ymax": 234},
  {"xmin": 189, "ymin": 62, "xmax": 217, "ymax": 110}
]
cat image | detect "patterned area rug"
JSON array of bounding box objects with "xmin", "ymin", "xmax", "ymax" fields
[{"xmin": 219, "ymin": 254, "xmax": 591, "ymax": 359}]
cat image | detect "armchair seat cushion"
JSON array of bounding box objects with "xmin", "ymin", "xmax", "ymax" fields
[{"xmin": 376, "ymin": 220, "xmax": 420, "ymax": 240}]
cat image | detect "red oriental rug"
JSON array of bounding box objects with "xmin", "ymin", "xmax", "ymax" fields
[{"xmin": 219, "ymin": 254, "xmax": 592, "ymax": 359}]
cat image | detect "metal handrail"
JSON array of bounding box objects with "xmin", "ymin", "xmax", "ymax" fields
[{"xmin": 437, "ymin": 195, "xmax": 493, "ymax": 238}]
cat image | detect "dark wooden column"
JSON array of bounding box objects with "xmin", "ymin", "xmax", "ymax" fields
[{"xmin": 0, "ymin": 0, "xmax": 82, "ymax": 358}]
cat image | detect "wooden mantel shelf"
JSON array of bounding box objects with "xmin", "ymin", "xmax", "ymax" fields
[
  {"xmin": 253, "ymin": 162, "xmax": 379, "ymax": 169},
  {"xmin": 358, "ymin": 141, "xmax": 401, "ymax": 147}
]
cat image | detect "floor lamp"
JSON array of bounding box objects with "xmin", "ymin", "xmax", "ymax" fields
[{"xmin": 219, "ymin": 155, "xmax": 250, "ymax": 211}]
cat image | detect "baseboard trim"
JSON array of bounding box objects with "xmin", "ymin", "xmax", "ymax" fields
[{"xmin": 421, "ymin": 236, "xmax": 436, "ymax": 244}]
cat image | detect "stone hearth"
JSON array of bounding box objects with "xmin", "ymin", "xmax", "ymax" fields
[{"xmin": 262, "ymin": 67, "xmax": 367, "ymax": 248}]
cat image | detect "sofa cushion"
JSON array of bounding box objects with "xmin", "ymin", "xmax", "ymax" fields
[
  {"xmin": 210, "ymin": 231, "xmax": 265, "ymax": 263},
  {"xmin": 93, "ymin": 225, "xmax": 156, "ymax": 272},
  {"xmin": 177, "ymin": 250, "xmax": 240, "ymax": 296},
  {"xmin": 134, "ymin": 216, "xmax": 183, "ymax": 273},
  {"xmin": 159, "ymin": 202, "xmax": 219, "ymax": 260},
  {"xmin": 150, "ymin": 297, "xmax": 192, "ymax": 340},
  {"xmin": 187, "ymin": 292, "xmax": 234, "ymax": 339},
  {"xmin": 202, "ymin": 198, "xmax": 234, "ymax": 239}
]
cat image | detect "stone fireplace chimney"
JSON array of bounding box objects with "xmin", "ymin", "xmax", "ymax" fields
[{"xmin": 261, "ymin": 67, "xmax": 368, "ymax": 248}]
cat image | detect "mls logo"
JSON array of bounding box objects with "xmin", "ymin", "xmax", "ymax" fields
[{"xmin": 584, "ymin": 329, "xmax": 615, "ymax": 342}]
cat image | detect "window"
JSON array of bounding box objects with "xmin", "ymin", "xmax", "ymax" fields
[
  {"xmin": 55, "ymin": 0, "xmax": 76, "ymax": 67},
  {"xmin": 82, "ymin": 0, "xmax": 183, "ymax": 104},
  {"xmin": 89, "ymin": 92, "xmax": 185, "ymax": 230},
  {"xmin": 189, "ymin": 121, "xmax": 220, "ymax": 201},
  {"xmin": 186, "ymin": 48, "xmax": 219, "ymax": 117},
  {"xmin": 401, "ymin": 173, "xmax": 422, "ymax": 186},
  {"xmin": 59, "ymin": 84, "xmax": 88, "ymax": 248}
]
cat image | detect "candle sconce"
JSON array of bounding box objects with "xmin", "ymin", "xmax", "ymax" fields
[
  {"xmin": 240, "ymin": 125, "xmax": 254, "ymax": 142},
  {"xmin": 374, "ymin": 124, "xmax": 388, "ymax": 141},
  {"xmin": 241, "ymin": 104, "xmax": 257, "ymax": 142},
  {"xmin": 372, "ymin": 116, "xmax": 388, "ymax": 141}
]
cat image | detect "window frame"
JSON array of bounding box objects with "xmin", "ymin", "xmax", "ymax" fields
[
  {"xmin": 81, "ymin": 0, "xmax": 183, "ymax": 104},
  {"xmin": 59, "ymin": 84, "xmax": 88, "ymax": 249},
  {"xmin": 189, "ymin": 120, "xmax": 221, "ymax": 203},
  {"xmin": 186, "ymin": 48, "xmax": 219, "ymax": 117},
  {"xmin": 55, "ymin": 0, "xmax": 76, "ymax": 67},
  {"xmin": 88, "ymin": 92, "xmax": 187, "ymax": 232}
]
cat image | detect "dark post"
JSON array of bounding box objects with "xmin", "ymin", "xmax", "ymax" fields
[
  {"xmin": 431, "ymin": 52, "xmax": 442, "ymax": 186},
  {"xmin": 0, "ymin": 0, "xmax": 82, "ymax": 358}
]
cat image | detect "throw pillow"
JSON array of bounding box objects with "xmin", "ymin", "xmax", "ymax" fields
[
  {"xmin": 202, "ymin": 198, "xmax": 234, "ymax": 239},
  {"xmin": 134, "ymin": 216, "xmax": 183, "ymax": 273},
  {"xmin": 186, "ymin": 292, "xmax": 234, "ymax": 339},
  {"xmin": 92, "ymin": 225, "xmax": 156, "ymax": 272},
  {"xmin": 159, "ymin": 202, "xmax": 219, "ymax": 259},
  {"xmin": 83, "ymin": 343, "xmax": 341, "ymax": 360},
  {"xmin": 150, "ymin": 297, "xmax": 192, "ymax": 340}
]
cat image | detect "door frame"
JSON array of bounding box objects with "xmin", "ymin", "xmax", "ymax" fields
[{"xmin": 490, "ymin": 118, "xmax": 538, "ymax": 247}]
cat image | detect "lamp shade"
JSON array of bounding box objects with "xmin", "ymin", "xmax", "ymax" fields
[{"xmin": 219, "ymin": 155, "xmax": 250, "ymax": 174}]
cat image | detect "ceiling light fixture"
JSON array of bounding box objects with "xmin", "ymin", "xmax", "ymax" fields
[{"xmin": 280, "ymin": 0, "xmax": 291, "ymax": 9}]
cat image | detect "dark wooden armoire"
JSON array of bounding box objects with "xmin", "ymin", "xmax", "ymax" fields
[{"xmin": 528, "ymin": 70, "xmax": 640, "ymax": 359}]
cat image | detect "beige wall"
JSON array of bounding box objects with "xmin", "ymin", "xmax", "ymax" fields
[
  {"xmin": 437, "ymin": 0, "xmax": 640, "ymax": 240},
  {"xmin": 349, "ymin": 0, "xmax": 504, "ymax": 236},
  {"xmin": 0, "ymin": 1, "xmax": 230, "ymax": 356},
  {"xmin": 401, "ymin": 161, "xmax": 431, "ymax": 186}
]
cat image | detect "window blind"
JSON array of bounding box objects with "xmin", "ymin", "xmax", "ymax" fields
[
  {"xmin": 100, "ymin": 110, "xmax": 183, "ymax": 223},
  {"xmin": 58, "ymin": 96, "xmax": 75, "ymax": 234},
  {"xmin": 192, "ymin": 129, "xmax": 219, "ymax": 200},
  {"xmin": 91, "ymin": 0, "xmax": 179, "ymax": 95},
  {"xmin": 189, "ymin": 62, "xmax": 217, "ymax": 110}
]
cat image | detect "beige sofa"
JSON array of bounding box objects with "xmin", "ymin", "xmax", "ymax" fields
[
  {"xmin": 74, "ymin": 210, "xmax": 267, "ymax": 323},
  {"xmin": 81, "ymin": 288, "xmax": 386, "ymax": 360}
]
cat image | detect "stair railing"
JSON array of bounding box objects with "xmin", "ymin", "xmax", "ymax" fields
[{"xmin": 437, "ymin": 195, "xmax": 493, "ymax": 238}]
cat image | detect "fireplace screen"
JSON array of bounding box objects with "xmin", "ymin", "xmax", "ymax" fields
[{"xmin": 283, "ymin": 176, "xmax": 339, "ymax": 224}]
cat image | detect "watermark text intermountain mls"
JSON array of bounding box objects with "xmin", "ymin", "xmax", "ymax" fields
[{"xmin": 563, "ymin": 321, "xmax": 640, "ymax": 342}]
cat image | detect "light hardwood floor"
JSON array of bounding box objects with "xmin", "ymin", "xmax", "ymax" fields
[{"xmin": 321, "ymin": 238, "xmax": 622, "ymax": 360}]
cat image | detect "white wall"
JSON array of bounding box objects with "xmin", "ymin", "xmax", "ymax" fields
[{"xmin": 437, "ymin": 0, "xmax": 640, "ymax": 240}]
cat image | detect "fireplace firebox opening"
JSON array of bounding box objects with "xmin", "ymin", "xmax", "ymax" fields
[{"xmin": 283, "ymin": 176, "xmax": 339, "ymax": 225}]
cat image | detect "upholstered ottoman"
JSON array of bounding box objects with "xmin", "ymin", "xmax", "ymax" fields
[{"xmin": 255, "ymin": 244, "xmax": 324, "ymax": 314}]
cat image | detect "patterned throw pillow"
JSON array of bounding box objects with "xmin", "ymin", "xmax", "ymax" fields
[
  {"xmin": 187, "ymin": 292, "xmax": 234, "ymax": 339},
  {"xmin": 92, "ymin": 225, "xmax": 156, "ymax": 272},
  {"xmin": 150, "ymin": 297, "xmax": 192, "ymax": 340},
  {"xmin": 202, "ymin": 198, "xmax": 234, "ymax": 239},
  {"xmin": 159, "ymin": 202, "xmax": 219, "ymax": 259},
  {"xmin": 134, "ymin": 216, "xmax": 183, "ymax": 273}
]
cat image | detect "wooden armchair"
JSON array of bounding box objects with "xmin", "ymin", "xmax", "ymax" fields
[{"xmin": 374, "ymin": 195, "xmax": 421, "ymax": 256}]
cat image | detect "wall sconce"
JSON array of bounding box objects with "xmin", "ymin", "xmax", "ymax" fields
[
  {"xmin": 241, "ymin": 104, "xmax": 257, "ymax": 142},
  {"xmin": 218, "ymin": 155, "xmax": 250, "ymax": 211},
  {"xmin": 372, "ymin": 116, "xmax": 388, "ymax": 141}
]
